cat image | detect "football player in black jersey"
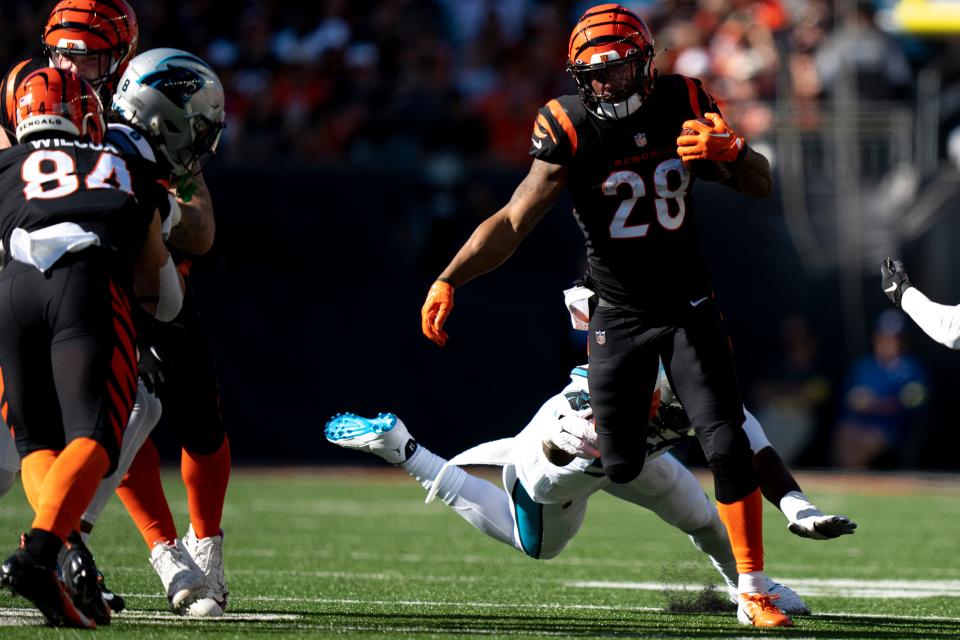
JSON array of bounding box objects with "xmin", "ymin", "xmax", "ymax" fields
[
  {"xmin": 421, "ymin": 4, "xmax": 791, "ymax": 627},
  {"xmin": 0, "ymin": 0, "xmax": 139, "ymax": 150},
  {"xmin": 0, "ymin": 68, "xmax": 182, "ymax": 628},
  {"xmin": 0, "ymin": 3, "xmax": 225, "ymax": 616}
]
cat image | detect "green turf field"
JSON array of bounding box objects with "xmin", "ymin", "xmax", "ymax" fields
[{"xmin": 0, "ymin": 467, "xmax": 958, "ymax": 638}]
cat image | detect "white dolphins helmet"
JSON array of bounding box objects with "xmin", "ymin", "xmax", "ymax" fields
[{"xmin": 113, "ymin": 48, "xmax": 224, "ymax": 176}]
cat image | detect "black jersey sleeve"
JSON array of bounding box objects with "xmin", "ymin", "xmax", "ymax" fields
[
  {"xmin": 529, "ymin": 99, "xmax": 579, "ymax": 166},
  {"xmin": 678, "ymin": 75, "xmax": 722, "ymax": 120}
]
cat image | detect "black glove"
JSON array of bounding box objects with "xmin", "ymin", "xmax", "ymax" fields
[
  {"xmin": 138, "ymin": 346, "xmax": 167, "ymax": 395},
  {"xmin": 881, "ymin": 257, "xmax": 912, "ymax": 307}
]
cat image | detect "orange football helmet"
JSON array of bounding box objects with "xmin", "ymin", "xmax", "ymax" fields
[
  {"xmin": 567, "ymin": 4, "xmax": 655, "ymax": 119},
  {"xmin": 14, "ymin": 67, "xmax": 105, "ymax": 144},
  {"xmin": 42, "ymin": 0, "xmax": 139, "ymax": 89}
]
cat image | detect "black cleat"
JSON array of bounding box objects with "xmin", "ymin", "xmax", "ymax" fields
[
  {"xmin": 1, "ymin": 547, "xmax": 96, "ymax": 628},
  {"xmin": 62, "ymin": 536, "xmax": 112, "ymax": 625},
  {"xmin": 98, "ymin": 571, "xmax": 125, "ymax": 614}
]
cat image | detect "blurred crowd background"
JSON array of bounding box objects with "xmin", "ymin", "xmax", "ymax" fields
[{"xmin": 2, "ymin": 0, "xmax": 959, "ymax": 470}]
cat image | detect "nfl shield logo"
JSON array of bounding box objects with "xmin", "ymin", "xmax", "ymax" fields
[
  {"xmin": 634, "ymin": 132, "xmax": 647, "ymax": 147},
  {"xmin": 595, "ymin": 330, "xmax": 606, "ymax": 346}
]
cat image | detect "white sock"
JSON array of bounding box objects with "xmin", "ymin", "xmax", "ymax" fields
[
  {"xmin": 779, "ymin": 490, "xmax": 822, "ymax": 525},
  {"xmin": 402, "ymin": 445, "xmax": 517, "ymax": 548},
  {"xmin": 738, "ymin": 571, "xmax": 767, "ymax": 594},
  {"xmin": 687, "ymin": 512, "xmax": 738, "ymax": 592},
  {"xmin": 82, "ymin": 382, "xmax": 162, "ymax": 525}
]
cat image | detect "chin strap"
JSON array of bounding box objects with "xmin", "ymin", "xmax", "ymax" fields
[{"xmin": 596, "ymin": 93, "xmax": 642, "ymax": 119}]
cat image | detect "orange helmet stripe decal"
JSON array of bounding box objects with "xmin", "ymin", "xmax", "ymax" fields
[
  {"xmin": 547, "ymin": 99, "xmax": 578, "ymax": 156},
  {"xmin": 684, "ymin": 77, "xmax": 703, "ymax": 119}
]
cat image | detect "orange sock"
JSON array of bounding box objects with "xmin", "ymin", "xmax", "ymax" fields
[
  {"xmin": 116, "ymin": 439, "xmax": 178, "ymax": 548},
  {"xmin": 20, "ymin": 449, "xmax": 59, "ymax": 513},
  {"xmin": 716, "ymin": 488, "xmax": 764, "ymax": 574},
  {"xmin": 32, "ymin": 438, "xmax": 109, "ymax": 541},
  {"xmin": 182, "ymin": 435, "xmax": 230, "ymax": 538}
]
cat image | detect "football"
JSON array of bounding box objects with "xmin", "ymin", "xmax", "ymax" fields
[{"xmin": 680, "ymin": 118, "xmax": 733, "ymax": 183}]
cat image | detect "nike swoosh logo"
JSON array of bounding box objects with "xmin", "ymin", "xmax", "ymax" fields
[
  {"xmin": 884, "ymin": 284, "xmax": 898, "ymax": 292},
  {"xmin": 531, "ymin": 138, "xmax": 543, "ymax": 149},
  {"xmin": 690, "ymin": 296, "xmax": 709, "ymax": 307}
]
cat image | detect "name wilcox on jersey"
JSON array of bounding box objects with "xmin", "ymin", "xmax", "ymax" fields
[
  {"xmin": 0, "ymin": 136, "xmax": 165, "ymax": 272},
  {"xmin": 529, "ymin": 74, "xmax": 723, "ymax": 312}
]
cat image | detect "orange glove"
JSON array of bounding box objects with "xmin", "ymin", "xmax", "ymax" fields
[
  {"xmin": 421, "ymin": 280, "xmax": 454, "ymax": 346},
  {"xmin": 676, "ymin": 112, "xmax": 746, "ymax": 164}
]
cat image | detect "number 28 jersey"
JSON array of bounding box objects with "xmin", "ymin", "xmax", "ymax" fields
[{"xmin": 531, "ymin": 74, "xmax": 720, "ymax": 313}]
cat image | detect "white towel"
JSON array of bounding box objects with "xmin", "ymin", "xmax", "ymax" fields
[{"xmin": 9, "ymin": 222, "xmax": 100, "ymax": 272}]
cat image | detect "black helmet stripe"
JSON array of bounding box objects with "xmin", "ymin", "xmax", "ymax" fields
[
  {"xmin": 48, "ymin": 17, "xmax": 120, "ymax": 45},
  {"xmin": 573, "ymin": 33, "xmax": 646, "ymax": 61},
  {"xmin": 577, "ymin": 5, "xmax": 640, "ymax": 22}
]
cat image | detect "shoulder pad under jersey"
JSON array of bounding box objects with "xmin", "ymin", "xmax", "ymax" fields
[
  {"xmin": 530, "ymin": 95, "xmax": 587, "ymax": 165},
  {"xmin": 105, "ymin": 123, "xmax": 157, "ymax": 163}
]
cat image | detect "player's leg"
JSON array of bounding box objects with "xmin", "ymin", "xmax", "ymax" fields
[
  {"xmin": 140, "ymin": 294, "xmax": 230, "ymax": 616},
  {"xmin": 602, "ymin": 453, "xmax": 738, "ymax": 591},
  {"xmin": 602, "ymin": 453, "xmax": 810, "ymax": 615},
  {"xmin": 0, "ymin": 260, "xmax": 137, "ymax": 627},
  {"xmin": 588, "ymin": 304, "xmax": 660, "ymax": 483},
  {"xmin": 326, "ymin": 414, "xmax": 523, "ymax": 551},
  {"xmin": 662, "ymin": 301, "xmax": 791, "ymax": 627},
  {"xmin": 742, "ymin": 409, "xmax": 857, "ymax": 540},
  {"xmin": 112, "ymin": 439, "xmax": 207, "ymax": 613},
  {"xmin": 78, "ymin": 380, "xmax": 166, "ymax": 616},
  {"xmin": 81, "ymin": 381, "xmax": 163, "ymax": 532},
  {"xmin": 0, "ymin": 265, "xmax": 94, "ymax": 628}
]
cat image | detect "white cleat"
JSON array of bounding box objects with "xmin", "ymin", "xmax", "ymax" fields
[
  {"xmin": 788, "ymin": 511, "xmax": 858, "ymax": 540},
  {"xmin": 182, "ymin": 524, "xmax": 227, "ymax": 617},
  {"xmin": 727, "ymin": 578, "xmax": 809, "ymax": 616},
  {"xmin": 765, "ymin": 579, "xmax": 810, "ymax": 615},
  {"xmin": 149, "ymin": 539, "xmax": 207, "ymax": 613},
  {"xmin": 324, "ymin": 413, "xmax": 413, "ymax": 465}
]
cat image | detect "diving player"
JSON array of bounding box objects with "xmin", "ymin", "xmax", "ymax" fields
[{"xmin": 326, "ymin": 365, "xmax": 855, "ymax": 621}]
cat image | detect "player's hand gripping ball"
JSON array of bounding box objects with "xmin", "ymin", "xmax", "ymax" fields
[{"xmin": 676, "ymin": 113, "xmax": 745, "ymax": 182}]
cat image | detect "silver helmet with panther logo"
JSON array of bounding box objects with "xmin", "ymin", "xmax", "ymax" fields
[{"xmin": 112, "ymin": 48, "xmax": 224, "ymax": 176}]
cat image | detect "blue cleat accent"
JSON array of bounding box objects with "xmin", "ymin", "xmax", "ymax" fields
[
  {"xmin": 324, "ymin": 413, "xmax": 399, "ymax": 441},
  {"xmin": 324, "ymin": 413, "xmax": 412, "ymax": 464}
]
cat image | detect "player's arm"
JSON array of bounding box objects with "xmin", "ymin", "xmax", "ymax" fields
[
  {"xmin": 0, "ymin": 129, "xmax": 11, "ymax": 150},
  {"xmin": 726, "ymin": 144, "xmax": 772, "ymax": 198},
  {"xmin": 167, "ymin": 172, "xmax": 215, "ymax": 255},
  {"xmin": 421, "ymin": 159, "xmax": 569, "ymax": 346},
  {"xmin": 134, "ymin": 209, "xmax": 185, "ymax": 321},
  {"xmin": 883, "ymin": 257, "xmax": 960, "ymax": 349}
]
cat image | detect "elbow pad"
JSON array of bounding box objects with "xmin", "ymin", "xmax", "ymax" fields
[{"xmin": 155, "ymin": 257, "xmax": 183, "ymax": 321}]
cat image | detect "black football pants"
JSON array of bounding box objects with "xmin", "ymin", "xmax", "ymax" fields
[
  {"xmin": 587, "ymin": 299, "xmax": 758, "ymax": 503},
  {"xmin": 0, "ymin": 255, "xmax": 137, "ymax": 474}
]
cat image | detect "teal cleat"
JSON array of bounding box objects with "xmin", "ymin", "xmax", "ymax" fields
[{"xmin": 325, "ymin": 413, "xmax": 414, "ymax": 465}]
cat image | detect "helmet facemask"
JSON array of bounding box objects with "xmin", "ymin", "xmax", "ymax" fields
[{"xmin": 568, "ymin": 46, "xmax": 655, "ymax": 120}]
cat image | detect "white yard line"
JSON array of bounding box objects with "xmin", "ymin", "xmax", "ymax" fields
[
  {"xmin": 0, "ymin": 607, "xmax": 299, "ymax": 626},
  {"xmin": 566, "ymin": 577, "xmax": 960, "ymax": 599}
]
